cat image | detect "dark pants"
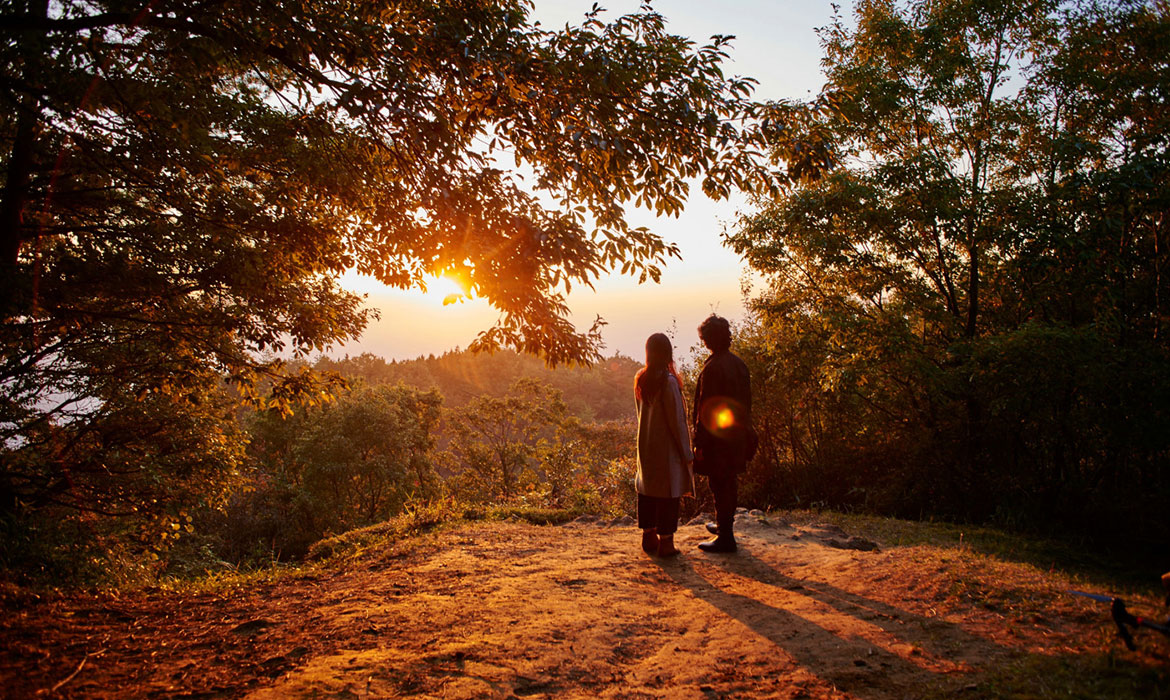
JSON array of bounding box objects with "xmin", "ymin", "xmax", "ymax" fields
[
  {"xmin": 637, "ymin": 494, "xmax": 680, "ymax": 536},
  {"xmin": 708, "ymin": 472, "xmax": 738, "ymax": 538}
]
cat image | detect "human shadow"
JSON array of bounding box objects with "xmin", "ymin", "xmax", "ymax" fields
[
  {"xmin": 652, "ymin": 548, "xmax": 1013, "ymax": 698},
  {"xmin": 725, "ymin": 547, "xmax": 1006, "ymax": 659}
]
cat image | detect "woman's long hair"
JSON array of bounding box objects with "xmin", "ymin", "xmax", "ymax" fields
[{"xmin": 635, "ymin": 333, "xmax": 684, "ymax": 403}]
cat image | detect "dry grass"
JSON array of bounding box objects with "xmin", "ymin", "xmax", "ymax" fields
[{"xmin": 772, "ymin": 508, "xmax": 1170, "ymax": 698}]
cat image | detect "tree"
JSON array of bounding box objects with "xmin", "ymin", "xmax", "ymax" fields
[
  {"xmin": 538, "ymin": 416, "xmax": 633, "ymax": 510},
  {"xmin": 1, "ymin": 0, "xmax": 806, "ymax": 563},
  {"xmin": 444, "ymin": 378, "xmax": 567, "ymax": 501},
  {"xmin": 316, "ymin": 348, "xmax": 641, "ymax": 419},
  {"xmin": 217, "ymin": 382, "xmax": 442, "ymax": 561},
  {"xmin": 730, "ymin": 0, "xmax": 1170, "ymax": 537},
  {"xmin": 0, "ymin": 368, "xmax": 248, "ymax": 582},
  {"xmin": 295, "ymin": 384, "xmax": 442, "ymax": 530},
  {"xmin": 732, "ymin": 0, "xmax": 1057, "ymax": 508}
]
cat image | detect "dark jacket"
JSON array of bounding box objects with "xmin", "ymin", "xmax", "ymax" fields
[{"xmin": 691, "ymin": 349, "xmax": 753, "ymax": 476}]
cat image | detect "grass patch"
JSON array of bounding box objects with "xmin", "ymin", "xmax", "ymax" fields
[
  {"xmin": 149, "ymin": 502, "xmax": 586, "ymax": 593},
  {"xmin": 462, "ymin": 504, "xmax": 584, "ymax": 526},
  {"xmin": 304, "ymin": 502, "xmax": 583, "ymax": 563},
  {"xmin": 769, "ymin": 508, "xmax": 1169, "ymax": 697},
  {"xmin": 774, "ymin": 508, "xmax": 1166, "ymax": 599},
  {"xmin": 157, "ymin": 556, "xmax": 328, "ymax": 595},
  {"xmin": 931, "ymin": 651, "xmax": 1170, "ymax": 700}
]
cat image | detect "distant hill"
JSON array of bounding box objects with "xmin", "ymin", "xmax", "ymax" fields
[{"xmin": 315, "ymin": 349, "xmax": 641, "ymax": 422}]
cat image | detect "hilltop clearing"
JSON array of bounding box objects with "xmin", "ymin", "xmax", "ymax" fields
[{"xmin": 2, "ymin": 512, "xmax": 1167, "ymax": 698}]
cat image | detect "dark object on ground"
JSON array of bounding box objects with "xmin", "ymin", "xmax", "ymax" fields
[
  {"xmin": 230, "ymin": 619, "xmax": 274, "ymax": 636},
  {"xmin": 706, "ymin": 522, "xmax": 720, "ymax": 536},
  {"xmin": 1066, "ymin": 589, "xmax": 1170, "ymax": 651},
  {"xmin": 824, "ymin": 535, "xmax": 880, "ymax": 552}
]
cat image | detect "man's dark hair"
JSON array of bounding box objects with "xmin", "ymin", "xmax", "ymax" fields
[{"xmin": 698, "ymin": 314, "xmax": 732, "ymax": 352}]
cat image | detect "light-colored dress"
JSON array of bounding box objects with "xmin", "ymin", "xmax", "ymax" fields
[{"xmin": 635, "ymin": 374, "xmax": 695, "ymax": 498}]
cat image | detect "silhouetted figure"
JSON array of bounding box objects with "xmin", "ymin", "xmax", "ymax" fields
[
  {"xmin": 635, "ymin": 333, "xmax": 694, "ymax": 557},
  {"xmin": 692, "ymin": 315, "xmax": 754, "ymax": 553}
]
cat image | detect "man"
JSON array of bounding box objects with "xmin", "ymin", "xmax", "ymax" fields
[{"xmin": 691, "ymin": 315, "xmax": 755, "ymax": 553}]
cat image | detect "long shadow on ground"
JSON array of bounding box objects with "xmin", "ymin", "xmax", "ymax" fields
[{"xmin": 654, "ymin": 545, "xmax": 1014, "ymax": 698}]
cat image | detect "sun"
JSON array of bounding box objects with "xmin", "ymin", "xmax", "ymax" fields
[{"xmin": 421, "ymin": 271, "xmax": 472, "ymax": 306}]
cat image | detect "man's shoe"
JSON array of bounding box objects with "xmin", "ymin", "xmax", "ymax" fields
[
  {"xmin": 705, "ymin": 522, "xmax": 720, "ymax": 536},
  {"xmin": 697, "ymin": 537, "xmax": 737, "ymax": 553}
]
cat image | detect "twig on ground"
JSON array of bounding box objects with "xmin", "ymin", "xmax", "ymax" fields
[{"xmin": 47, "ymin": 648, "xmax": 105, "ymax": 694}]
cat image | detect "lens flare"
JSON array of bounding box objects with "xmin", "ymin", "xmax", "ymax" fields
[{"xmin": 699, "ymin": 397, "xmax": 747, "ymax": 439}]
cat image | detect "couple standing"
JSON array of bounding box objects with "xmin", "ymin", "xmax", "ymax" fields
[{"xmin": 634, "ymin": 314, "xmax": 754, "ymax": 558}]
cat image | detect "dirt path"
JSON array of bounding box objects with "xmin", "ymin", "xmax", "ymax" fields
[{"xmin": 2, "ymin": 512, "xmax": 1166, "ymax": 698}]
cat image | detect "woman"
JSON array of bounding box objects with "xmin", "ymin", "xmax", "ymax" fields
[{"xmin": 634, "ymin": 333, "xmax": 694, "ymax": 557}]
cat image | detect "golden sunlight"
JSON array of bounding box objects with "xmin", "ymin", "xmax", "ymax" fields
[
  {"xmin": 340, "ymin": 269, "xmax": 473, "ymax": 308},
  {"xmin": 418, "ymin": 271, "xmax": 472, "ymax": 306}
]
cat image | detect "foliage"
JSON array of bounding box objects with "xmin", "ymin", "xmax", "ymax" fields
[
  {"xmin": 542, "ymin": 418, "xmax": 633, "ymax": 512},
  {"xmin": 316, "ymin": 352, "xmax": 643, "ymax": 514},
  {"xmin": 296, "ymin": 383, "xmax": 443, "ymax": 519},
  {"xmin": 206, "ymin": 364, "xmax": 637, "ymax": 568},
  {"xmin": 439, "ymin": 376, "xmax": 639, "ymax": 510},
  {"xmin": 442, "ymin": 377, "xmax": 569, "ymax": 501},
  {"xmin": 0, "ymin": 374, "xmax": 245, "ymax": 585},
  {"xmin": 729, "ymin": 0, "xmax": 1170, "ymax": 546},
  {"xmin": 213, "ymin": 382, "xmax": 442, "ymax": 563}
]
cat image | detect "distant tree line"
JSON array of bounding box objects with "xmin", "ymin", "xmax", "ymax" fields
[{"xmin": 315, "ymin": 349, "xmax": 641, "ymax": 421}]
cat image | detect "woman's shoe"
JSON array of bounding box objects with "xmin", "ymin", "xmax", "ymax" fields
[
  {"xmin": 657, "ymin": 535, "xmax": 681, "ymax": 557},
  {"xmin": 641, "ymin": 528, "xmax": 659, "ymax": 554}
]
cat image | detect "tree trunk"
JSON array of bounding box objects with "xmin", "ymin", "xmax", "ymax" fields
[
  {"xmin": 965, "ymin": 142, "xmax": 983, "ymax": 339},
  {"xmin": 963, "ymin": 133, "xmax": 987, "ymax": 497},
  {"xmin": 0, "ymin": 0, "xmax": 48, "ymax": 270}
]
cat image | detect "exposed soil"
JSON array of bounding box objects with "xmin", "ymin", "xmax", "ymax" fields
[{"xmin": 2, "ymin": 512, "xmax": 1167, "ymax": 699}]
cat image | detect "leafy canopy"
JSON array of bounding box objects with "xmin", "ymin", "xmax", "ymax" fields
[{"xmin": 2, "ymin": 0, "xmax": 784, "ymax": 375}]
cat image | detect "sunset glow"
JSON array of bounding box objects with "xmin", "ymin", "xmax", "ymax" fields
[
  {"xmin": 421, "ymin": 271, "xmax": 472, "ymax": 306},
  {"xmin": 327, "ymin": 0, "xmax": 831, "ymax": 362}
]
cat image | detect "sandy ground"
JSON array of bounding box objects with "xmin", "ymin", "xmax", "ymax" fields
[{"xmin": 1, "ymin": 512, "xmax": 1166, "ymax": 699}]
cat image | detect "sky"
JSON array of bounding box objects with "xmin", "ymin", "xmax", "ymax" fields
[{"xmin": 334, "ymin": 1, "xmax": 843, "ymax": 361}]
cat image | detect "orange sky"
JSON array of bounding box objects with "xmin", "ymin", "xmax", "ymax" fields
[{"xmin": 332, "ymin": 1, "xmax": 841, "ymax": 361}]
